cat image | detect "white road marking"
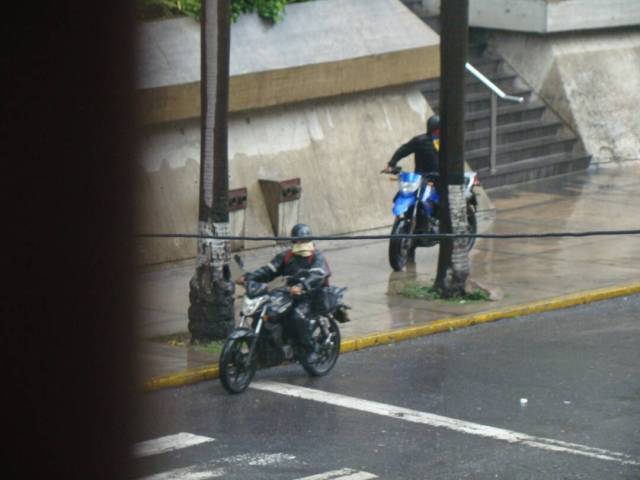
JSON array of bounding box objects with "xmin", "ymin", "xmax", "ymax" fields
[
  {"xmin": 133, "ymin": 433, "xmax": 215, "ymax": 458},
  {"xmin": 252, "ymin": 381, "xmax": 640, "ymax": 467},
  {"xmin": 138, "ymin": 466, "xmax": 225, "ymax": 480},
  {"xmin": 338, "ymin": 474, "xmax": 378, "ymax": 480},
  {"xmin": 295, "ymin": 469, "xmax": 378, "ymax": 480},
  {"xmin": 135, "ymin": 452, "xmax": 296, "ymax": 480}
]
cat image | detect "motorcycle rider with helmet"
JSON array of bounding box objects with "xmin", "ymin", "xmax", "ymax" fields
[
  {"xmin": 382, "ymin": 115, "xmax": 442, "ymax": 261},
  {"xmin": 236, "ymin": 223, "xmax": 330, "ymax": 364}
]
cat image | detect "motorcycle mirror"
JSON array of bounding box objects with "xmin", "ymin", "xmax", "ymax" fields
[{"xmin": 233, "ymin": 254, "xmax": 244, "ymax": 269}]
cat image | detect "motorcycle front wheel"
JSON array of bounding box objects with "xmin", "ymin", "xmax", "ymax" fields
[
  {"xmin": 302, "ymin": 318, "xmax": 341, "ymax": 377},
  {"xmin": 219, "ymin": 336, "xmax": 257, "ymax": 394},
  {"xmin": 389, "ymin": 217, "xmax": 413, "ymax": 271}
]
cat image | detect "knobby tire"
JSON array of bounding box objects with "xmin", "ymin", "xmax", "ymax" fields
[{"xmin": 389, "ymin": 218, "xmax": 411, "ymax": 271}]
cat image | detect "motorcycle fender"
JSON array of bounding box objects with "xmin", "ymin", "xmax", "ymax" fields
[
  {"xmin": 227, "ymin": 327, "xmax": 255, "ymax": 341},
  {"xmin": 392, "ymin": 194, "xmax": 416, "ymax": 217}
]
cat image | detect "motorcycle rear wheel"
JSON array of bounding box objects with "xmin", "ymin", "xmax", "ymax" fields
[
  {"xmin": 389, "ymin": 218, "xmax": 412, "ymax": 271},
  {"xmin": 462, "ymin": 207, "xmax": 477, "ymax": 251},
  {"xmin": 302, "ymin": 318, "xmax": 341, "ymax": 377},
  {"xmin": 219, "ymin": 336, "xmax": 257, "ymax": 394}
]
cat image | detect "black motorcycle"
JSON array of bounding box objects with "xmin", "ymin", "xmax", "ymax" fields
[{"xmin": 219, "ymin": 255, "xmax": 349, "ymax": 394}]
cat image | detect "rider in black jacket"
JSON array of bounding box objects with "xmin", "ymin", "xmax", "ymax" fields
[
  {"xmin": 382, "ymin": 114, "xmax": 440, "ymax": 175},
  {"xmin": 238, "ymin": 224, "xmax": 329, "ymax": 363}
]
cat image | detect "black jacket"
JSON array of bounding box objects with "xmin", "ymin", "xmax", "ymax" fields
[
  {"xmin": 388, "ymin": 133, "xmax": 439, "ymax": 174},
  {"xmin": 245, "ymin": 249, "xmax": 329, "ymax": 293}
]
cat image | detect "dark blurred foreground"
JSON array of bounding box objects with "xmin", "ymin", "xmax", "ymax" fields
[{"xmin": 1, "ymin": 3, "xmax": 136, "ymax": 478}]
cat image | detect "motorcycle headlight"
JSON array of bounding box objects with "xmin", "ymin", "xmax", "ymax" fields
[
  {"xmin": 242, "ymin": 296, "xmax": 265, "ymax": 316},
  {"xmin": 398, "ymin": 172, "xmax": 422, "ymax": 195},
  {"xmin": 399, "ymin": 179, "xmax": 421, "ymax": 194}
]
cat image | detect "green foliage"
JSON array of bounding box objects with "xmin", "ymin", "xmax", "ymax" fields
[
  {"xmin": 152, "ymin": 331, "xmax": 224, "ymax": 355},
  {"xmin": 137, "ymin": 0, "xmax": 310, "ymax": 23},
  {"xmin": 399, "ymin": 281, "xmax": 491, "ymax": 303},
  {"xmin": 181, "ymin": 0, "xmax": 203, "ymax": 19},
  {"xmin": 136, "ymin": 0, "xmax": 202, "ymax": 20},
  {"xmin": 232, "ymin": 0, "xmax": 310, "ymax": 23},
  {"xmin": 192, "ymin": 340, "xmax": 224, "ymax": 355}
]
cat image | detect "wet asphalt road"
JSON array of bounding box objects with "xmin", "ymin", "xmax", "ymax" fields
[{"xmin": 132, "ymin": 295, "xmax": 640, "ymax": 479}]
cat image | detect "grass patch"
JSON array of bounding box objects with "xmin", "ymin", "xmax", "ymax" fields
[
  {"xmin": 192, "ymin": 340, "xmax": 225, "ymax": 355},
  {"xmin": 151, "ymin": 332, "xmax": 225, "ymax": 355},
  {"xmin": 151, "ymin": 331, "xmax": 191, "ymax": 346},
  {"xmin": 399, "ymin": 281, "xmax": 491, "ymax": 303}
]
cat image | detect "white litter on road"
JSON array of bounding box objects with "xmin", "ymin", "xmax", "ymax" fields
[
  {"xmin": 252, "ymin": 381, "xmax": 640, "ymax": 467},
  {"xmin": 217, "ymin": 452, "xmax": 296, "ymax": 466}
]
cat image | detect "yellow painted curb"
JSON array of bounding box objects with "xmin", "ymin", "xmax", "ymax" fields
[
  {"xmin": 143, "ymin": 364, "xmax": 219, "ymax": 393},
  {"xmin": 142, "ymin": 282, "xmax": 640, "ymax": 392}
]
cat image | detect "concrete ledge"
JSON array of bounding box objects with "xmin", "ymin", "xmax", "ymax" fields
[
  {"xmin": 138, "ymin": 47, "xmax": 439, "ymax": 124},
  {"xmin": 469, "ymin": 0, "xmax": 640, "ymax": 33},
  {"xmin": 229, "ymin": 46, "xmax": 439, "ymax": 113},
  {"xmin": 136, "ymin": 0, "xmax": 440, "ymax": 124},
  {"xmin": 141, "ymin": 281, "xmax": 640, "ymax": 392}
]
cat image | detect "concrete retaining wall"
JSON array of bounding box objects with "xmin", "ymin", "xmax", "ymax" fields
[
  {"xmin": 490, "ymin": 29, "xmax": 640, "ymax": 165},
  {"xmin": 136, "ymin": 87, "xmax": 435, "ymax": 265}
]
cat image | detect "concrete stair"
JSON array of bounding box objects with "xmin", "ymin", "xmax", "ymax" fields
[{"xmin": 411, "ymin": 14, "xmax": 592, "ymax": 189}]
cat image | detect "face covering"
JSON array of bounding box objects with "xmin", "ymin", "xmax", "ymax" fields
[{"xmin": 292, "ymin": 241, "xmax": 315, "ymax": 257}]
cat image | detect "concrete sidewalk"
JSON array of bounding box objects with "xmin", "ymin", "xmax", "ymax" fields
[{"xmin": 135, "ymin": 165, "xmax": 640, "ymax": 388}]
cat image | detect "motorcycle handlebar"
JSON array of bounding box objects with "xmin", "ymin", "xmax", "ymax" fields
[{"xmin": 380, "ymin": 167, "xmax": 441, "ymax": 180}]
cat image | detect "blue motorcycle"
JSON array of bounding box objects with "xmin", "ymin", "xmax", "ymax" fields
[{"xmin": 383, "ymin": 167, "xmax": 479, "ymax": 271}]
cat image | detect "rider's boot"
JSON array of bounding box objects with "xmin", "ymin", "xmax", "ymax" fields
[
  {"xmin": 282, "ymin": 344, "xmax": 294, "ymax": 361},
  {"xmin": 305, "ymin": 347, "xmax": 319, "ymax": 364}
]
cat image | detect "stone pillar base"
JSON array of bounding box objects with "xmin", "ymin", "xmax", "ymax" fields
[{"xmin": 188, "ymin": 267, "xmax": 235, "ymax": 342}]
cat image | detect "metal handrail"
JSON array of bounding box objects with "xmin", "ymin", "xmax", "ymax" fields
[
  {"xmin": 464, "ymin": 62, "xmax": 526, "ymax": 174},
  {"xmin": 465, "ymin": 63, "xmax": 524, "ymax": 104}
]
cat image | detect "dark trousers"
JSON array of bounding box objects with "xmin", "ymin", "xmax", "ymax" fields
[{"xmin": 288, "ymin": 300, "xmax": 315, "ymax": 350}]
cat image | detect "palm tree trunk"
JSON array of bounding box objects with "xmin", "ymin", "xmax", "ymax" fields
[
  {"xmin": 435, "ymin": 184, "xmax": 470, "ymax": 295},
  {"xmin": 188, "ymin": 0, "xmax": 234, "ymax": 342},
  {"xmin": 434, "ymin": 0, "xmax": 470, "ymax": 297}
]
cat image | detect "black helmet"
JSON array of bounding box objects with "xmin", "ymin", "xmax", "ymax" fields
[
  {"xmin": 427, "ymin": 115, "xmax": 440, "ymax": 134},
  {"xmin": 291, "ymin": 223, "xmax": 312, "ymax": 242}
]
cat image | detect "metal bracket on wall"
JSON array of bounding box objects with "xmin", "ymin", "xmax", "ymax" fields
[
  {"xmin": 259, "ymin": 178, "xmax": 302, "ymax": 240},
  {"xmin": 228, "ymin": 188, "xmax": 248, "ymax": 212}
]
